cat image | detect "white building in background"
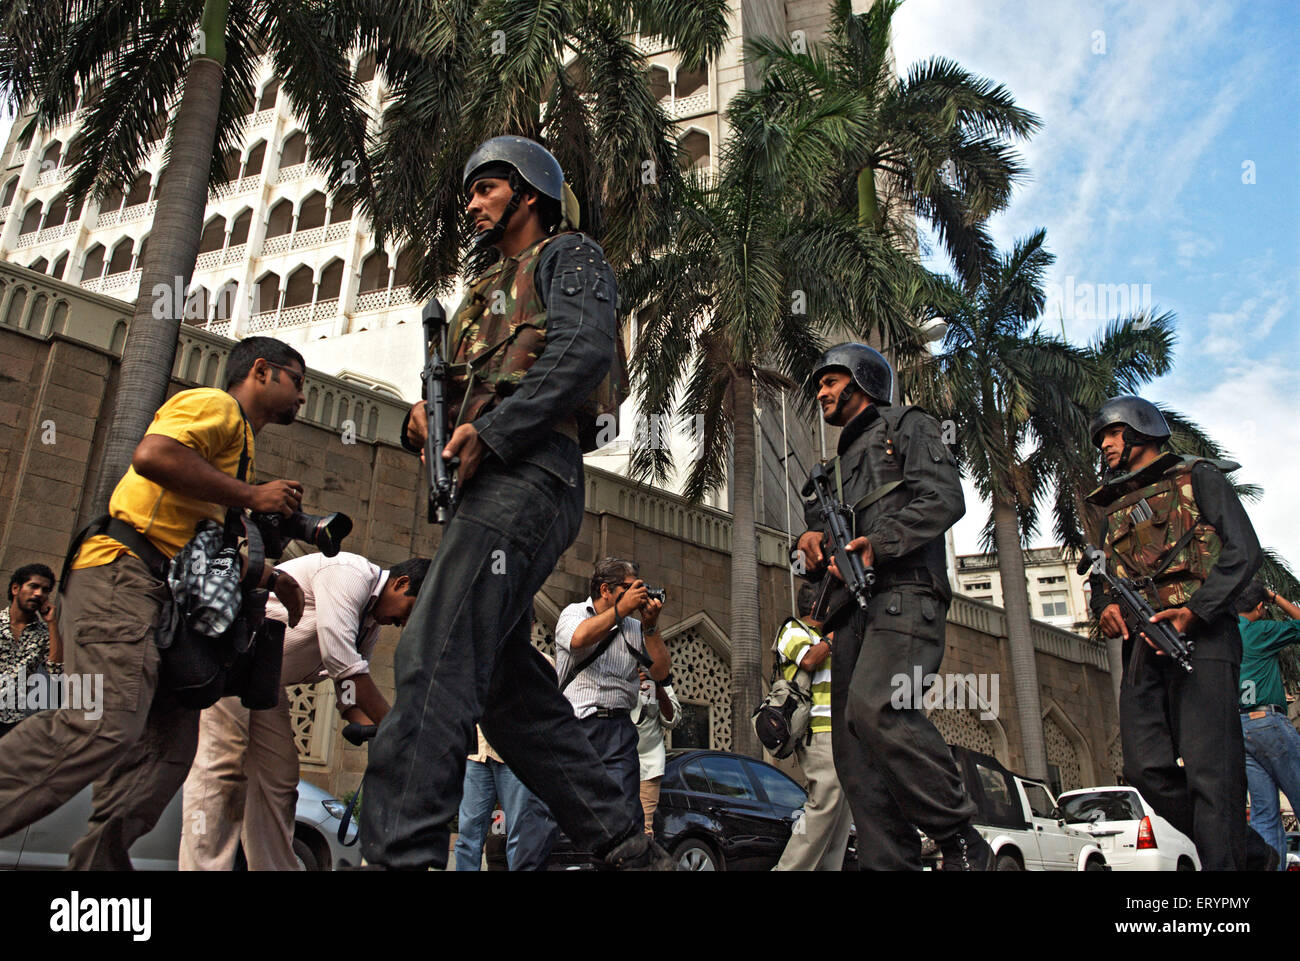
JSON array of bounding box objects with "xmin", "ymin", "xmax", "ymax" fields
[
  {"xmin": 0, "ymin": 1, "xmax": 851, "ymax": 525},
  {"xmin": 954, "ymin": 546, "xmax": 1094, "ymax": 636}
]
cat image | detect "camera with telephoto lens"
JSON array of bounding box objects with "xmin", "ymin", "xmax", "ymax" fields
[{"xmin": 251, "ymin": 510, "xmax": 353, "ymax": 559}]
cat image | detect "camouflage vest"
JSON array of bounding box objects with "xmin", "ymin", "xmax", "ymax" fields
[
  {"xmin": 1101, "ymin": 456, "xmax": 1225, "ymax": 609},
  {"xmin": 447, "ymin": 232, "xmax": 629, "ymax": 450}
]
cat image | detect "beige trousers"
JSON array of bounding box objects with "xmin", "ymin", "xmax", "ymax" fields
[
  {"xmin": 0, "ymin": 555, "xmax": 198, "ymax": 870},
  {"xmin": 640, "ymin": 777, "xmax": 662, "ymax": 835},
  {"xmin": 774, "ymin": 730, "xmax": 852, "ymax": 871},
  {"xmin": 179, "ymin": 689, "xmax": 301, "ymax": 870}
]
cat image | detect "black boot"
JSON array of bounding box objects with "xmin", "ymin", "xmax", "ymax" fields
[
  {"xmin": 938, "ymin": 824, "xmax": 995, "ymax": 871},
  {"xmin": 600, "ymin": 831, "xmax": 675, "ymax": 871}
]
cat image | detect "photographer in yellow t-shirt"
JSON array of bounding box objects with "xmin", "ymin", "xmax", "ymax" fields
[{"xmin": 0, "ymin": 336, "xmax": 310, "ymax": 870}]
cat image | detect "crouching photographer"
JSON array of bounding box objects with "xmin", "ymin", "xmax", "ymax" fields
[
  {"xmin": 554, "ymin": 558, "xmax": 672, "ymax": 846},
  {"xmin": 0, "ymin": 337, "xmax": 313, "ymax": 870}
]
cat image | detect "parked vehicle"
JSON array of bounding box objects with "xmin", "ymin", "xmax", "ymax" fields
[
  {"xmin": 547, "ymin": 749, "xmax": 856, "ymax": 870},
  {"xmin": 1057, "ymin": 786, "xmax": 1199, "ymax": 871},
  {"xmin": 925, "ymin": 746, "xmax": 1109, "ymax": 871},
  {"xmin": 1286, "ymin": 832, "xmax": 1299, "ymax": 872},
  {"xmin": 0, "ymin": 779, "xmax": 358, "ymax": 870}
]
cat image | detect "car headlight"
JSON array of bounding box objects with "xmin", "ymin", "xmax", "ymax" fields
[{"xmin": 322, "ymin": 799, "xmax": 347, "ymax": 820}]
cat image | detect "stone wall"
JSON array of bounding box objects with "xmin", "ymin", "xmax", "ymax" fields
[{"xmin": 0, "ymin": 273, "xmax": 1121, "ymax": 804}]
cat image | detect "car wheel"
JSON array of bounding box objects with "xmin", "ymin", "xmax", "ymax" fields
[
  {"xmin": 293, "ymin": 835, "xmax": 321, "ymax": 871},
  {"xmin": 1085, "ymin": 857, "xmax": 1106, "ymax": 872},
  {"xmin": 673, "ymin": 839, "xmax": 719, "ymax": 871},
  {"xmin": 995, "ymin": 854, "xmax": 1022, "ymax": 871}
]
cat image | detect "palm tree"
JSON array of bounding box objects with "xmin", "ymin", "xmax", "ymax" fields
[
  {"xmin": 735, "ymin": 0, "xmax": 1040, "ymax": 288},
  {"xmin": 359, "ymin": 0, "xmax": 731, "ymax": 293},
  {"xmin": 621, "ymin": 131, "xmax": 922, "ymax": 756},
  {"xmin": 1, "ymin": 0, "xmax": 379, "ymax": 513}
]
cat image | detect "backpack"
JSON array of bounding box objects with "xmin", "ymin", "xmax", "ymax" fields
[{"xmin": 751, "ymin": 618, "xmax": 816, "ymax": 759}]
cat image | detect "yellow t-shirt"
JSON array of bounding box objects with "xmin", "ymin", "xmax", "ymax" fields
[{"xmin": 74, "ymin": 388, "xmax": 255, "ymax": 569}]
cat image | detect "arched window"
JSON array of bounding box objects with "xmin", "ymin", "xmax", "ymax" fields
[
  {"xmin": 184, "ymin": 345, "xmax": 202, "ymax": 381},
  {"xmin": 19, "ymin": 200, "xmax": 43, "ymax": 234},
  {"xmin": 328, "ymin": 194, "xmax": 354, "ymax": 222},
  {"xmin": 229, "ymin": 208, "xmax": 253, "ymax": 246},
  {"xmin": 202, "ymin": 352, "xmax": 221, "ymax": 385},
  {"xmin": 366, "ymin": 407, "xmax": 379, "ymax": 439},
  {"xmin": 100, "ymin": 183, "xmax": 125, "ymax": 213},
  {"xmin": 318, "ymin": 259, "xmax": 344, "ymax": 300},
  {"xmin": 212, "ymin": 281, "xmax": 239, "ymax": 321},
  {"xmin": 135, "ymin": 235, "xmax": 149, "ymax": 269},
  {"xmin": 51, "ymin": 252, "xmax": 69, "ymax": 280},
  {"xmin": 50, "ymin": 301, "xmax": 69, "ymax": 334},
  {"xmin": 66, "ymin": 195, "xmax": 84, "ymax": 223},
  {"xmin": 649, "ymin": 64, "xmax": 671, "ymax": 103},
  {"xmin": 283, "ymin": 265, "xmax": 314, "ymax": 308},
  {"xmin": 1, "ymin": 177, "xmax": 18, "ymax": 208},
  {"xmin": 214, "ymin": 148, "xmax": 240, "ymax": 185},
  {"xmin": 44, "ymin": 193, "xmax": 69, "ymax": 226},
  {"xmin": 5, "ymin": 288, "xmax": 27, "ymax": 327},
  {"xmin": 297, "ymin": 191, "xmax": 326, "ymax": 230},
  {"xmin": 124, "ymin": 171, "xmax": 152, "ymax": 207},
  {"xmin": 184, "ymin": 286, "xmax": 210, "ymax": 325},
  {"xmin": 358, "ymin": 250, "xmax": 389, "ymax": 293},
  {"xmin": 106, "ymin": 237, "xmax": 134, "ymax": 275},
  {"xmin": 355, "ymin": 52, "xmax": 377, "ymax": 83},
  {"xmin": 28, "ymin": 257, "xmax": 48, "ymax": 273},
  {"xmin": 338, "ymin": 398, "xmax": 350, "ymax": 427},
  {"xmin": 255, "ymin": 272, "xmax": 281, "ymax": 313},
  {"xmin": 110, "ymin": 319, "xmax": 128, "ymax": 352},
  {"xmin": 241, "ymin": 141, "xmax": 266, "ymax": 179},
  {"xmin": 39, "ymin": 140, "xmax": 62, "ymax": 172},
  {"xmin": 678, "ymin": 129, "xmax": 711, "ymax": 171},
  {"xmin": 265, "ymin": 199, "xmax": 294, "ymax": 238},
  {"xmin": 307, "ymin": 386, "xmax": 319, "ymax": 420},
  {"xmin": 321, "ymin": 392, "xmax": 334, "ymax": 424},
  {"xmin": 280, "ymin": 131, "xmax": 308, "ymax": 168},
  {"xmin": 393, "ymin": 247, "xmax": 414, "ymax": 287},
  {"xmin": 25, "ymin": 293, "xmax": 48, "ymax": 332},
  {"xmin": 82, "ymin": 243, "xmax": 106, "ymax": 279},
  {"xmin": 198, "ymin": 215, "xmax": 227, "ymax": 254},
  {"xmin": 257, "ymin": 78, "xmax": 280, "ymax": 111}
]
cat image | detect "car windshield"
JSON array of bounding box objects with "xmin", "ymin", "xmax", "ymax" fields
[{"xmin": 1059, "ymin": 790, "xmax": 1143, "ymax": 824}]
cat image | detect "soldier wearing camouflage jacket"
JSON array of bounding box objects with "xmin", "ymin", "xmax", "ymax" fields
[
  {"xmin": 361, "ymin": 137, "xmax": 664, "ymax": 871},
  {"xmin": 1086, "ymin": 395, "xmax": 1270, "ymax": 871}
]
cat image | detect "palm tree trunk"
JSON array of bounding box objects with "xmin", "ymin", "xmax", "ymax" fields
[
  {"xmin": 856, "ymin": 164, "xmax": 879, "ymax": 230},
  {"xmin": 991, "ymin": 492, "xmax": 1048, "ymax": 779},
  {"xmin": 729, "ymin": 369, "xmax": 764, "ymax": 758},
  {"xmin": 91, "ymin": 17, "xmax": 227, "ymax": 514}
]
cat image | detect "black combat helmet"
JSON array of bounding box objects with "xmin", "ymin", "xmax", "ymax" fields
[
  {"xmin": 811, "ymin": 343, "xmax": 894, "ymax": 406},
  {"xmin": 463, "ymin": 136, "xmax": 564, "ymax": 202},
  {"xmin": 1089, "ymin": 395, "xmax": 1171, "ymax": 449}
]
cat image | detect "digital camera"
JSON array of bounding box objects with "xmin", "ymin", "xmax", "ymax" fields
[{"xmin": 251, "ymin": 510, "xmax": 353, "ymax": 559}]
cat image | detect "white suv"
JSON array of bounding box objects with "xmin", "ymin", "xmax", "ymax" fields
[{"xmin": 1057, "ymin": 786, "xmax": 1199, "ymax": 871}]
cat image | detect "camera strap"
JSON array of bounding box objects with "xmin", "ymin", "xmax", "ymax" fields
[{"xmin": 558, "ymin": 601, "xmax": 655, "ymax": 693}]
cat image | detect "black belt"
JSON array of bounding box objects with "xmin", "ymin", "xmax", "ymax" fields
[
  {"xmin": 874, "ymin": 567, "xmax": 933, "ymax": 590},
  {"xmin": 589, "ymin": 708, "xmax": 630, "ymax": 719},
  {"xmin": 1240, "ymin": 704, "xmax": 1286, "ymax": 715}
]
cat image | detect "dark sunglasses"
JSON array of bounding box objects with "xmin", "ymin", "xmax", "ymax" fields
[{"xmin": 265, "ymin": 360, "xmax": 305, "ymax": 390}]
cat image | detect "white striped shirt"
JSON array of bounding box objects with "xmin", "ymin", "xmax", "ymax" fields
[{"xmin": 555, "ymin": 597, "xmax": 646, "ymax": 718}]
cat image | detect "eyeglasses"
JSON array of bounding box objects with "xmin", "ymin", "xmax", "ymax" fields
[{"xmin": 265, "ymin": 361, "xmax": 305, "ymax": 390}]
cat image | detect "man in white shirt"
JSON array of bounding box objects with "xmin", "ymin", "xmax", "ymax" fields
[
  {"xmin": 632, "ymin": 669, "xmax": 681, "ymax": 836},
  {"xmin": 179, "ymin": 553, "xmax": 429, "ymax": 870},
  {"xmin": 555, "ymin": 557, "xmax": 671, "ymax": 836}
]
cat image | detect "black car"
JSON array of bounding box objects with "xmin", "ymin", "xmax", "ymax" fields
[{"xmin": 544, "ymin": 748, "xmax": 856, "ymax": 870}]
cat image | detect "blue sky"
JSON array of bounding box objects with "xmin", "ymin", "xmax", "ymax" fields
[{"xmin": 890, "ymin": 0, "xmax": 1300, "ymax": 567}]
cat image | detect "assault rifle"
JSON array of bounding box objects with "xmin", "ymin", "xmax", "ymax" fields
[
  {"xmin": 801, "ymin": 461, "xmax": 876, "ymax": 623},
  {"xmin": 1078, "ymin": 547, "xmax": 1194, "ymax": 673},
  {"xmin": 421, "ymin": 298, "xmax": 459, "ymax": 524}
]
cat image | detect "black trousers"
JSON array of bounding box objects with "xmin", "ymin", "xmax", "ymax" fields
[
  {"xmin": 1119, "ymin": 626, "xmax": 1272, "ymax": 870},
  {"xmin": 359, "ymin": 432, "xmax": 639, "ymax": 868},
  {"xmin": 830, "ymin": 586, "xmax": 977, "ymax": 870}
]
